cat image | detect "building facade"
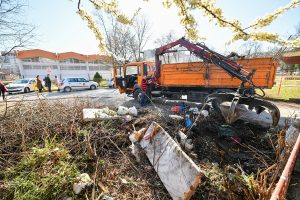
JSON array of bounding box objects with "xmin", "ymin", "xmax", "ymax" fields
[{"xmin": 1, "ymin": 49, "xmax": 112, "ymax": 80}]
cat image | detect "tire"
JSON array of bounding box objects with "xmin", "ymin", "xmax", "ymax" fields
[
  {"xmin": 64, "ymin": 86, "xmax": 71, "ymax": 92},
  {"xmin": 133, "ymin": 89, "xmax": 142, "ymax": 100},
  {"xmin": 90, "ymin": 85, "xmax": 96, "ymax": 90},
  {"xmin": 24, "ymin": 87, "xmax": 30, "ymax": 93}
]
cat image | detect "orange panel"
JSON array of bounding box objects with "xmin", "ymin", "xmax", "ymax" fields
[{"xmin": 160, "ymin": 58, "xmax": 278, "ymax": 89}]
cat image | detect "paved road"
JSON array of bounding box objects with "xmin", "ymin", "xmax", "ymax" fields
[{"xmin": 1, "ymin": 88, "xmax": 299, "ymax": 119}]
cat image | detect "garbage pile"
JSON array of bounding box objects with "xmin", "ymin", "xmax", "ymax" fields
[{"xmin": 0, "ymin": 99, "xmax": 294, "ymax": 200}]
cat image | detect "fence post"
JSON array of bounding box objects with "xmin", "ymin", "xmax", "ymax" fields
[{"xmin": 277, "ymin": 75, "xmax": 284, "ymax": 96}]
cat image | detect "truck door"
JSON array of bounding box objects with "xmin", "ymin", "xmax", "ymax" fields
[{"xmin": 114, "ymin": 65, "xmax": 125, "ymax": 93}]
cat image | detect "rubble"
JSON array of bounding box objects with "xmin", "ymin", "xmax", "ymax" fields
[
  {"xmin": 73, "ymin": 173, "xmax": 93, "ymax": 195},
  {"xmin": 0, "ymin": 99, "xmax": 296, "ymax": 200}
]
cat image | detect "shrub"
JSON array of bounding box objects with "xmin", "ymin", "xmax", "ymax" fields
[
  {"xmin": 93, "ymin": 72, "xmax": 102, "ymax": 83},
  {"xmin": 100, "ymin": 80, "xmax": 108, "ymax": 87},
  {"xmin": 4, "ymin": 144, "xmax": 79, "ymax": 200}
]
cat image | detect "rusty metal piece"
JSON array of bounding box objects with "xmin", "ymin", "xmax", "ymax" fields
[
  {"xmin": 206, "ymin": 93, "xmax": 280, "ymax": 127},
  {"xmin": 270, "ymin": 132, "xmax": 300, "ymax": 200}
]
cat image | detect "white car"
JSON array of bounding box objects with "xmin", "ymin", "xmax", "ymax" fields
[
  {"xmin": 6, "ymin": 78, "xmax": 36, "ymax": 94},
  {"xmin": 59, "ymin": 77, "xmax": 98, "ymax": 92}
]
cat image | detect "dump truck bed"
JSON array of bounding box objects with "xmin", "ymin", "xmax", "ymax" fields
[{"xmin": 160, "ymin": 58, "xmax": 278, "ymax": 89}]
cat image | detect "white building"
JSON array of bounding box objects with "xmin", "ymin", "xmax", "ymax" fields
[{"xmin": 1, "ymin": 49, "xmax": 113, "ymax": 80}]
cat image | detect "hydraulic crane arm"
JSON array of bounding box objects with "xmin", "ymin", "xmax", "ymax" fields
[
  {"xmin": 153, "ymin": 37, "xmax": 280, "ymax": 127},
  {"xmin": 154, "ymin": 37, "xmax": 255, "ymax": 88}
]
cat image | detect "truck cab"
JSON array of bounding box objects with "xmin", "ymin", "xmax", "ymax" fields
[{"xmin": 114, "ymin": 61, "xmax": 155, "ymax": 95}]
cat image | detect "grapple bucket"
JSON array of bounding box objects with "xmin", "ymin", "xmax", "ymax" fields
[{"xmin": 206, "ymin": 93, "xmax": 280, "ymax": 127}]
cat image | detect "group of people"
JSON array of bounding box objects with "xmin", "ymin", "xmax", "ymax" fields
[{"xmin": 36, "ymin": 74, "xmax": 60, "ymax": 93}]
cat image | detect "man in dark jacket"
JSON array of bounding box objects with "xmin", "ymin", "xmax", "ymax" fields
[{"xmin": 44, "ymin": 74, "xmax": 52, "ymax": 92}]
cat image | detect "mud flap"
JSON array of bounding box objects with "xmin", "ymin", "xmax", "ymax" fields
[{"xmin": 206, "ymin": 93, "xmax": 280, "ymax": 127}]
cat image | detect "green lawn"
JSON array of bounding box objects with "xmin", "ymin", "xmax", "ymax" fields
[{"xmin": 261, "ymin": 76, "xmax": 300, "ymax": 100}]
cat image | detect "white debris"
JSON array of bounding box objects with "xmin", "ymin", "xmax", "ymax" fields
[
  {"xmin": 169, "ymin": 115, "xmax": 184, "ymax": 120},
  {"xmin": 129, "ymin": 128, "xmax": 147, "ymax": 143},
  {"xmin": 189, "ymin": 107, "xmax": 199, "ymax": 114},
  {"xmin": 124, "ymin": 115, "xmax": 133, "ymax": 122},
  {"xmin": 117, "ymin": 106, "xmax": 129, "ymax": 115},
  {"xmin": 177, "ymin": 131, "xmax": 193, "ymax": 151},
  {"xmin": 128, "ymin": 106, "xmax": 138, "ymax": 116},
  {"xmin": 285, "ymin": 118, "xmax": 300, "ymax": 147},
  {"xmin": 201, "ymin": 110, "xmax": 209, "ymax": 117},
  {"xmin": 131, "ymin": 142, "xmax": 142, "ymax": 162},
  {"xmin": 73, "ymin": 173, "xmax": 93, "ymax": 195},
  {"xmin": 83, "ymin": 108, "xmax": 117, "ymax": 121}
]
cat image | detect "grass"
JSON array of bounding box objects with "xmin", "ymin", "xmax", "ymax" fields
[
  {"xmin": 263, "ymin": 77, "xmax": 300, "ymax": 100},
  {"xmin": 3, "ymin": 143, "xmax": 79, "ymax": 200},
  {"xmin": 264, "ymin": 86, "xmax": 300, "ymax": 100}
]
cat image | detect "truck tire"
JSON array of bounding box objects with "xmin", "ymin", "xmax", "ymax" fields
[{"xmin": 133, "ymin": 89, "xmax": 142, "ymax": 100}]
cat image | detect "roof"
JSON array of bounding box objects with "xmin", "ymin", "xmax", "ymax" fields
[
  {"xmin": 282, "ymin": 50, "xmax": 300, "ymax": 64},
  {"xmin": 16, "ymin": 49, "xmax": 111, "ymax": 62},
  {"xmin": 282, "ymin": 51, "xmax": 300, "ymax": 57}
]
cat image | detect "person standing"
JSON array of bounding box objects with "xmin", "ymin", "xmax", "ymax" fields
[
  {"xmin": 138, "ymin": 76, "xmax": 148, "ymax": 106},
  {"xmin": 36, "ymin": 75, "xmax": 43, "ymax": 93},
  {"xmin": 54, "ymin": 75, "xmax": 60, "ymax": 91},
  {"xmin": 44, "ymin": 74, "xmax": 52, "ymax": 92},
  {"xmin": 0, "ymin": 80, "xmax": 8, "ymax": 100}
]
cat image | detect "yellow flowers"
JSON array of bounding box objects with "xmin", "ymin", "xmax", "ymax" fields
[
  {"xmin": 77, "ymin": 8, "xmax": 107, "ymax": 53},
  {"xmin": 250, "ymin": 0, "xmax": 300, "ymax": 29},
  {"xmin": 77, "ymin": 0, "xmax": 300, "ymax": 55},
  {"xmin": 181, "ymin": 0, "xmax": 300, "ymax": 47},
  {"xmin": 90, "ymin": 0, "xmax": 140, "ymax": 24}
]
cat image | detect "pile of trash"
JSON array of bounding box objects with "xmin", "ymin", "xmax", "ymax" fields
[{"xmin": 0, "ymin": 99, "xmax": 296, "ymax": 200}]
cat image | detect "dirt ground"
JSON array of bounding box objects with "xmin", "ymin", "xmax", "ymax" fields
[{"xmin": 0, "ymin": 91, "xmax": 299, "ymax": 199}]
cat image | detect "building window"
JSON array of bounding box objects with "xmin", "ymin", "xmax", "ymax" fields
[
  {"xmin": 61, "ymin": 66, "xmax": 86, "ymax": 70},
  {"xmin": 59, "ymin": 58, "xmax": 86, "ymax": 63},
  {"xmin": 21, "ymin": 57, "xmax": 55, "ymax": 63},
  {"xmin": 23, "ymin": 65, "xmax": 33, "ymax": 69},
  {"xmin": 89, "ymin": 66, "xmax": 101, "ymax": 71}
]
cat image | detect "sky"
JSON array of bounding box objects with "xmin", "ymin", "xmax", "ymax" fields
[{"xmin": 22, "ymin": 0, "xmax": 300, "ymax": 55}]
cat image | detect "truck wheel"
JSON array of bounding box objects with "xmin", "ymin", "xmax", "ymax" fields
[{"xmin": 133, "ymin": 89, "xmax": 142, "ymax": 100}]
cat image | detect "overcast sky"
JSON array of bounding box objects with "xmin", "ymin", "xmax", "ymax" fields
[{"xmin": 23, "ymin": 0, "xmax": 300, "ymax": 54}]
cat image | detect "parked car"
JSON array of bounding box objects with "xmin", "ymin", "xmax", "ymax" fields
[
  {"xmin": 6, "ymin": 78, "xmax": 36, "ymax": 94},
  {"xmin": 59, "ymin": 77, "xmax": 98, "ymax": 92},
  {"xmin": 108, "ymin": 78, "xmax": 115, "ymax": 88}
]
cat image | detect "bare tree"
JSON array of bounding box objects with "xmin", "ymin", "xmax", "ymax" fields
[
  {"xmin": 0, "ymin": 0, "xmax": 35, "ymax": 56},
  {"xmin": 154, "ymin": 31, "xmax": 178, "ymax": 63},
  {"xmin": 95, "ymin": 11, "xmax": 151, "ymax": 63},
  {"xmin": 129, "ymin": 15, "xmax": 151, "ymax": 61}
]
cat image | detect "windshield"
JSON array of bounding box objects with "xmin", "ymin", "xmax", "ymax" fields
[
  {"xmin": 126, "ymin": 66, "xmax": 139, "ymax": 75},
  {"xmin": 13, "ymin": 79, "xmax": 29, "ymax": 84}
]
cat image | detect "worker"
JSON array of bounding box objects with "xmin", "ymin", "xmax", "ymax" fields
[
  {"xmin": 138, "ymin": 76, "xmax": 148, "ymax": 106},
  {"xmin": 145, "ymin": 76, "xmax": 152, "ymax": 99}
]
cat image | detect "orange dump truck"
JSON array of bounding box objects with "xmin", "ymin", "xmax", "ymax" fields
[{"xmin": 114, "ymin": 58, "xmax": 278, "ymax": 101}]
